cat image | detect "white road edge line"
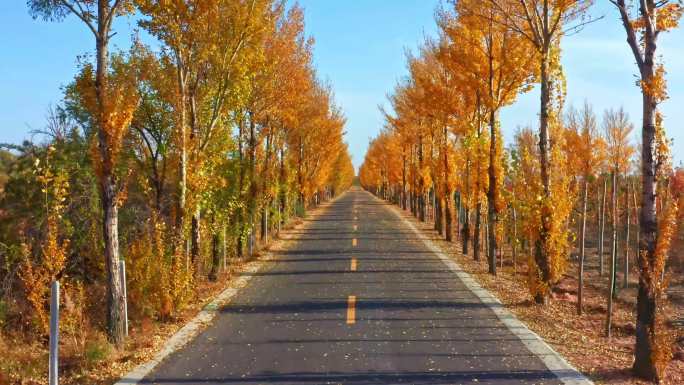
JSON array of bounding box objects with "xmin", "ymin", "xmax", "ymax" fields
[
  {"xmin": 385, "ymin": 200, "xmax": 594, "ymax": 385},
  {"xmin": 115, "ymin": 193, "xmax": 347, "ymax": 385},
  {"xmin": 114, "ymin": 261, "xmax": 261, "ymax": 385}
]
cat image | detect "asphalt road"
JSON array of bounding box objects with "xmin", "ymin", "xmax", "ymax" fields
[{"xmin": 142, "ymin": 187, "xmax": 566, "ymax": 385}]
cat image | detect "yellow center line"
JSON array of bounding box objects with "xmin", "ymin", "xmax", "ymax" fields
[
  {"xmin": 353, "ymin": 224, "xmax": 358, "ymax": 231},
  {"xmin": 352, "ymin": 238, "xmax": 357, "ymax": 247},
  {"xmin": 346, "ymin": 295, "xmax": 356, "ymax": 325},
  {"xmin": 350, "ymin": 257, "xmax": 357, "ymax": 271}
]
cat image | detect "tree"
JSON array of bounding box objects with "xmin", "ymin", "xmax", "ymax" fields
[
  {"xmin": 608, "ymin": 0, "xmax": 683, "ymax": 380},
  {"xmin": 442, "ymin": 0, "xmax": 537, "ymax": 274},
  {"xmin": 602, "ymin": 107, "xmax": 634, "ymax": 336},
  {"xmin": 487, "ymin": 0, "xmax": 594, "ymax": 303},
  {"xmin": 28, "ymin": 0, "xmax": 136, "ymax": 346},
  {"xmin": 566, "ymin": 101, "xmax": 605, "ymax": 315}
]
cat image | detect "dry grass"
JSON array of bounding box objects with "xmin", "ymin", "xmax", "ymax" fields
[{"xmin": 0, "ymin": 206, "xmax": 321, "ymax": 385}]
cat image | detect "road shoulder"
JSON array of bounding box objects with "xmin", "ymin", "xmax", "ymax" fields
[
  {"xmin": 113, "ymin": 198, "xmax": 341, "ymax": 385},
  {"xmin": 383, "ymin": 199, "xmax": 594, "ymax": 385}
]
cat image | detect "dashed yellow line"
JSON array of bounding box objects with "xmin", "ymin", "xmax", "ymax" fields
[
  {"xmin": 353, "ymin": 224, "xmax": 358, "ymax": 231},
  {"xmin": 352, "ymin": 238, "xmax": 357, "ymax": 247},
  {"xmin": 346, "ymin": 295, "xmax": 356, "ymax": 325},
  {"xmin": 350, "ymin": 257, "xmax": 357, "ymax": 271}
]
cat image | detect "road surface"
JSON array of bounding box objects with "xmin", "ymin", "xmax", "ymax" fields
[{"xmin": 141, "ymin": 187, "xmax": 574, "ymax": 384}]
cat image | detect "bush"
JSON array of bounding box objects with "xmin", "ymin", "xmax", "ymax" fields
[{"xmin": 83, "ymin": 332, "xmax": 112, "ymax": 368}]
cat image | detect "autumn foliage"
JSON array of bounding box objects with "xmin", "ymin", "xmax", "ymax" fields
[
  {"xmin": 361, "ymin": 0, "xmax": 683, "ymax": 382},
  {"xmin": 0, "ymin": 1, "xmax": 353, "ymax": 382}
]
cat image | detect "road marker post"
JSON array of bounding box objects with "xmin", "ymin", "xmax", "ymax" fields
[
  {"xmin": 119, "ymin": 260, "xmax": 128, "ymax": 336},
  {"xmin": 49, "ymin": 280, "xmax": 59, "ymax": 385}
]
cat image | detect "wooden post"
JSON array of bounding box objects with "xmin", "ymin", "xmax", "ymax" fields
[{"xmin": 49, "ymin": 280, "xmax": 59, "ymax": 385}]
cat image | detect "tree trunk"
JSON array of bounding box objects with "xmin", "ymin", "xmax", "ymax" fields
[
  {"xmin": 474, "ymin": 203, "xmax": 482, "ymax": 261},
  {"xmin": 418, "ymin": 139, "xmax": 425, "ymax": 222},
  {"xmin": 599, "ymin": 176, "xmax": 607, "ymax": 276},
  {"xmin": 279, "ymin": 148, "xmax": 287, "ymax": 224},
  {"xmin": 487, "ymin": 105, "xmax": 499, "ymax": 275},
  {"xmin": 534, "ymin": 53, "xmax": 553, "ymax": 305},
  {"xmin": 606, "ymin": 170, "xmax": 618, "ymax": 337},
  {"xmin": 435, "ymin": 195, "xmax": 443, "ymax": 235},
  {"xmin": 578, "ymin": 178, "xmax": 588, "ymax": 315},
  {"xmin": 95, "ymin": 19, "xmax": 125, "ymax": 346},
  {"xmin": 462, "ymin": 206, "xmax": 470, "ymax": 256},
  {"xmin": 236, "ymin": 118, "xmax": 246, "ymax": 259},
  {"xmin": 175, "ymin": 72, "xmax": 188, "ymax": 253},
  {"xmin": 445, "ymin": 193, "xmax": 452, "ymax": 242},
  {"xmin": 456, "ymin": 192, "xmax": 461, "ymax": 242},
  {"xmin": 261, "ymin": 206, "xmax": 268, "ymax": 243},
  {"xmin": 624, "ymin": 181, "xmax": 631, "ymax": 288},
  {"xmin": 190, "ymin": 209, "xmax": 200, "ymax": 275},
  {"xmin": 402, "ymin": 151, "xmax": 407, "ymax": 210},
  {"xmin": 102, "ymin": 177, "xmax": 125, "ymax": 346},
  {"xmin": 634, "ymin": 75, "xmax": 660, "ymax": 382},
  {"xmin": 512, "ymin": 206, "xmax": 518, "ymax": 274},
  {"xmin": 209, "ymin": 225, "xmax": 219, "ymax": 282},
  {"xmin": 462, "ymin": 158, "xmax": 471, "ymax": 256}
]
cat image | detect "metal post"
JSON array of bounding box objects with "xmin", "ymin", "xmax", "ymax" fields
[
  {"xmin": 119, "ymin": 260, "xmax": 128, "ymax": 337},
  {"xmin": 264, "ymin": 209, "xmax": 269, "ymax": 244},
  {"xmin": 49, "ymin": 280, "xmax": 59, "ymax": 385},
  {"xmin": 248, "ymin": 228, "xmax": 254, "ymax": 257},
  {"xmin": 222, "ymin": 226, "xmax": 227, "ymax": 272}
]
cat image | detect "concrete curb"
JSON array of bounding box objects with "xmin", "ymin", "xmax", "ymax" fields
[{"xmin": 386, "ymin": 201, "xmax": 594, "ymax": 385}]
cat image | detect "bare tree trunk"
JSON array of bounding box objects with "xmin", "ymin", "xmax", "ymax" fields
[
  {"xmin": 261, "ymin": 206, "xmax": 268, "ymax": 243},
  {"xmin": 456, "ymin": 192, "xmax": 462, "ymax": 242},
  {"xmin": 102, "ymin": 175, "xmax": 125, "ymax": 346},
  {"xmin": 487, "ymin": 108, "xmax": 499, "ymax": 275},
  {"xmin": 191, "ymin": 209, "xmax": 200, "ymax": 275},
  {"xmin": 606, "ymin": 170, "xmax": 618, "ymax": 337},
  {"xmin": 445, "ymin": 193, "xmax": 452, "ymax": 242},
  {"xmin": 402, "ymin": 151, "xmax": 407, "ymax": 210},
  {"xmin": 599, "ymin": 177, "xmax": 607, "ymax": 276},
  {"xmin": 474, "ymin": 203, "xmax": 482, "ymax": 261},
  {"xmin": 578, "ymin": 178, "xmax": 588, "ymax": 315},
  {"xmin": 512, "ymin": 206, "xmax": 518, "ymax": 274},
  {"xmin": 94, "ymin": 14, "xmax": 125, "ymax": 346},
  {"xmin": 279, "ymin": 147, "xmax": 287, "ymax": 224},
  {"xmin": 175, "ymin": 66, "xmax": 188, "ymax": 251},
  {"xmin": 247, "ymin": 114, "xmax": 257, "ymax": 257},
  {"xmin": 435, "ymin": 195, "xmax": 443, "ymax": 235},
  {"xmin": 624, "ymin": 181, "xmax": 631, "ymax": 288},
  {"xmin": 209, "ymin": 216, "xmax": 219, "ymax": 282},
  {"xmin": 236, "ymin": 118, "xmax": 246, "ymax": 259},
  {"xmin": 418, "ymin": 139, "xmax": 425, "ymax": 222},
  {"xmin": 462, "ymin": 158, "xmax": 471, "ymax": 256},
  {"xmin": 634, "ymin": 82, "xmax": 660, "ymax": 382},
  {"xmin": 442, "ymin": 127, "xmax": 452, "ymax": 242}
]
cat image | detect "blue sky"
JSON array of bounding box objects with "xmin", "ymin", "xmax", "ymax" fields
[{"xmin": 1, "ymin": 1, "xmax": 683, "ymax": 170}]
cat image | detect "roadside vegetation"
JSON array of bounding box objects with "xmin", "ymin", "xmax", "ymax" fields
[
  {"xmin": 360, "ymin": 1, "xmax": 683, "ymax": 383},
  {"xmin": 0, "ymin": 1, "xmax": 354, "ymax": 383}
]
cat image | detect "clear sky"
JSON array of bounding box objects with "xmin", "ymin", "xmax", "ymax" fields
[{"xmin": 1, "ymin": 1, "xmax": 683, "ymax": 171}]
